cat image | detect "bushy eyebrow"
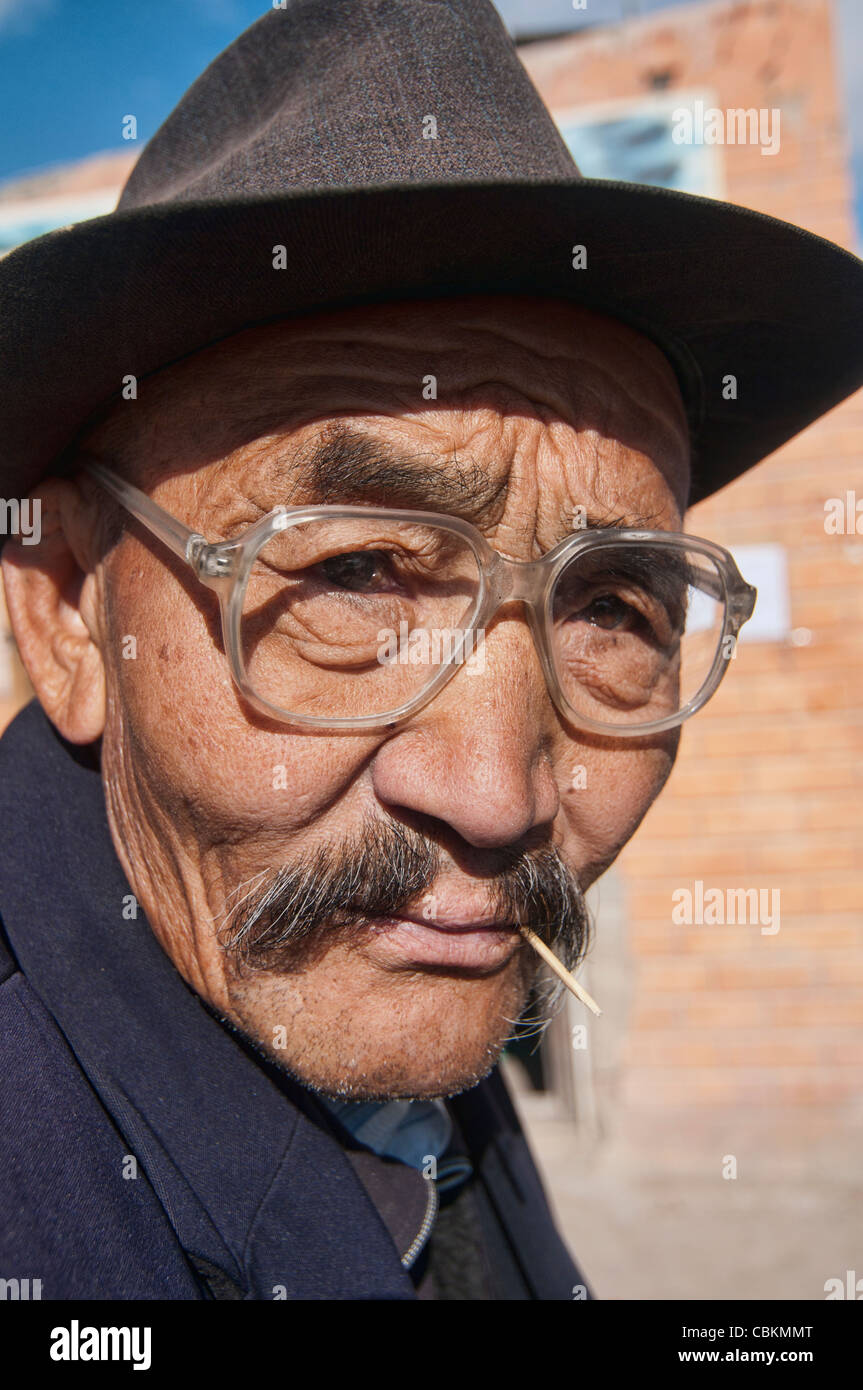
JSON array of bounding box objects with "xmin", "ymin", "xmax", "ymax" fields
[
  {"xmin": 281, "ymin": 422, "xmax": 661, "ymax": 532},
  {"xmin": 291, "ymin": 423, "xmax": 501, "ymax": 517}
]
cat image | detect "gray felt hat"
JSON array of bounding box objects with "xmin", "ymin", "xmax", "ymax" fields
[{"xmin": 1, "ymin": 0, "xmax": 862, "ymax": 510}]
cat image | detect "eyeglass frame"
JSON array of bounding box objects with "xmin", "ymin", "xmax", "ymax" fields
[{"xmin": 83, "ymin": 457, "xmax": 757, "ymax": 738}]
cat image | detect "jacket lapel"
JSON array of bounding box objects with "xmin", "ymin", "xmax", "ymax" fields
[{"xmin": 451, "ymin": 1067, "xmax": 587, "ymax": 1300}]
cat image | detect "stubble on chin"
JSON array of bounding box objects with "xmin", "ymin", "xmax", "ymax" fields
[{"xmin": 221, "ymin": 945, "xmax": 536, "ymax": 1101}]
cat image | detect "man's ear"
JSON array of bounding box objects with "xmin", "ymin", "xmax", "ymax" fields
[{"xmin": 1, "ymin": 477, "xmax": 107, "ymax": 744}]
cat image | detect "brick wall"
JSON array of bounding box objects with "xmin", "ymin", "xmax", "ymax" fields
[{"xmin": 521, "ymin": 0, "xmax": 863, "ymax": 1173}]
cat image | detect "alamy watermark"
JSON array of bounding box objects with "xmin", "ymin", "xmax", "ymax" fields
[
  {"xmin": 377, "ymin": 622, "xmax": 486, "ymax": 673},
  {"xmin": 672, "ymin": 101, "xmax": 780, "ymax": 156},
  {"xmin": 0, "ymin": 1276, "xmax": 42, "ymax": 1299},
  {"xmin": 50, "ymin": 1323, "xmax": 151, "ymax": 1371},
  {"xmin": 824, "ymin": 1270, "xmax": 863, "ymax": 1299},
  {"xmin": 672, "ymin": 880, "xmax": 781, "ymax": 936},
  {"xmin": 824, "ymin": 491, "xmax": 863, "ymax": 535},
  {"xmin": 0, "ymin": 497, "xmax": 40, "ymax": 545}
]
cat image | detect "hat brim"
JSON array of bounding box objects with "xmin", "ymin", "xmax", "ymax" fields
[{"xmin": 2, "ymin": 176, "xmax": 862, "ymax": 507}]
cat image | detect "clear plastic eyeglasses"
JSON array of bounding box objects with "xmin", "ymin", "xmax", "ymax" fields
[{"xmin": 85, "ymin": 459, "xmax": 756, "ymax": 738}]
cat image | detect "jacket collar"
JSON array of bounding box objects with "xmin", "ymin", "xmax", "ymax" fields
[{"xmin": 0, "ymin": 701, "xmax": 420, "ymax": 1298}]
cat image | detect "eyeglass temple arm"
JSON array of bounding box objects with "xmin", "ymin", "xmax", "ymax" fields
[
  {"xmin": 685, "ymin": 556, "xmax": 756, "ymax": 622},
  {"xmin": 84, "ymin": 460, "xmax": 204, "ymax": 568}
]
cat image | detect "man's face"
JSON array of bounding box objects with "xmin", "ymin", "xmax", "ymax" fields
[{"xmin": 10, "ymin": 295, "xmax": 690, "ymax": 1100}]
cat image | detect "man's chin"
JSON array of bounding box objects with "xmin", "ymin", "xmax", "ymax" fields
[
  {"xmin": 222, "ymin": 947, "xmax": 534, "ymax": 1100},
  {"xmin": 285, "ymin": 1046, "xmax": 505, "ymax": 1103},
  {"xmin": 230, "ymin": 1006, "xmax": 509, "ymax": 1100}
]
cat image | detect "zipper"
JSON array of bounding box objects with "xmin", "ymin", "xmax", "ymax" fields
[{"xmin": 400, "ymin": 1174, "xmax": 438, "ymax": 1269}]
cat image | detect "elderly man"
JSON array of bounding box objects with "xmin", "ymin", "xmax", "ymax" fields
[{"xmin": 0, "ymin": 2, "xmax": 861, "ymax": 1302}]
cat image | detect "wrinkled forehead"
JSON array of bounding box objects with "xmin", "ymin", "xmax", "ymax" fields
[{"xmin": 84, "ymin": 296, "xmax": 691, "ymax": 532}]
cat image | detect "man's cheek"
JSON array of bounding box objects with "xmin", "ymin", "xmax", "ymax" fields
[
  {"xmin": 558, "ymin": 747, "xmax": 675, "ymax": 869},
  {"xmin": 113, "ymin": 670, "xmax": 373, "ymax": 838}
]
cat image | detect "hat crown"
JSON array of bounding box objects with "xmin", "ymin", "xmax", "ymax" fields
[{"xmin": 118, "ymin": 0, "xmax": 580, "ymax": 211}]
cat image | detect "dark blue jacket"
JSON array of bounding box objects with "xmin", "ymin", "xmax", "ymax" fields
[{"xmin": 0, "ymin": 701, "xmax": 588, "ymax": 1300}]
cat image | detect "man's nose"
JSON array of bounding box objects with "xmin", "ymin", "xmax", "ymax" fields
[{"xmin": 370, "ymin": 614, "xmax": 561, "ymax": 849}]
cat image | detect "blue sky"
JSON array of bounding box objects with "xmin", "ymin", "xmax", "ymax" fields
[
  {"xmin": 0, "ymin": 0, "xmax": 269, "ymax": 177},
  {"xmin": 0, "ymin": 0, "xmax": 860, "ymax": 236}
]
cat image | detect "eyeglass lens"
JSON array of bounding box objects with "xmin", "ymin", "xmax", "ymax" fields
[
  {"xmin": 239, "ymin": 518, "xmax": 727, "ymax": 727},
  {"xmin": 549, "ymin": 541, "xmax": 725, "ymax": 728}
]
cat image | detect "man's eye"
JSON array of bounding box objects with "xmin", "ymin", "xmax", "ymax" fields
[
  {"xmin": 582, "ymin": 594, "xmax": 639, "ymax": 630},
  {"xmin": 318, "ymin": 550, "xmax": 393, "ymax": 591}
]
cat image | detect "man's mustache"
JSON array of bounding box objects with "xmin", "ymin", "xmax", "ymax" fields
[{"xmin": 220, "ymin": 817, "xmax": 591, "ymax": 987}]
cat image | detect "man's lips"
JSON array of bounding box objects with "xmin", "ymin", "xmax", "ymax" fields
[{"xmin": 364, "ymin": 911, "xmax": 522, "ymax": 970}]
